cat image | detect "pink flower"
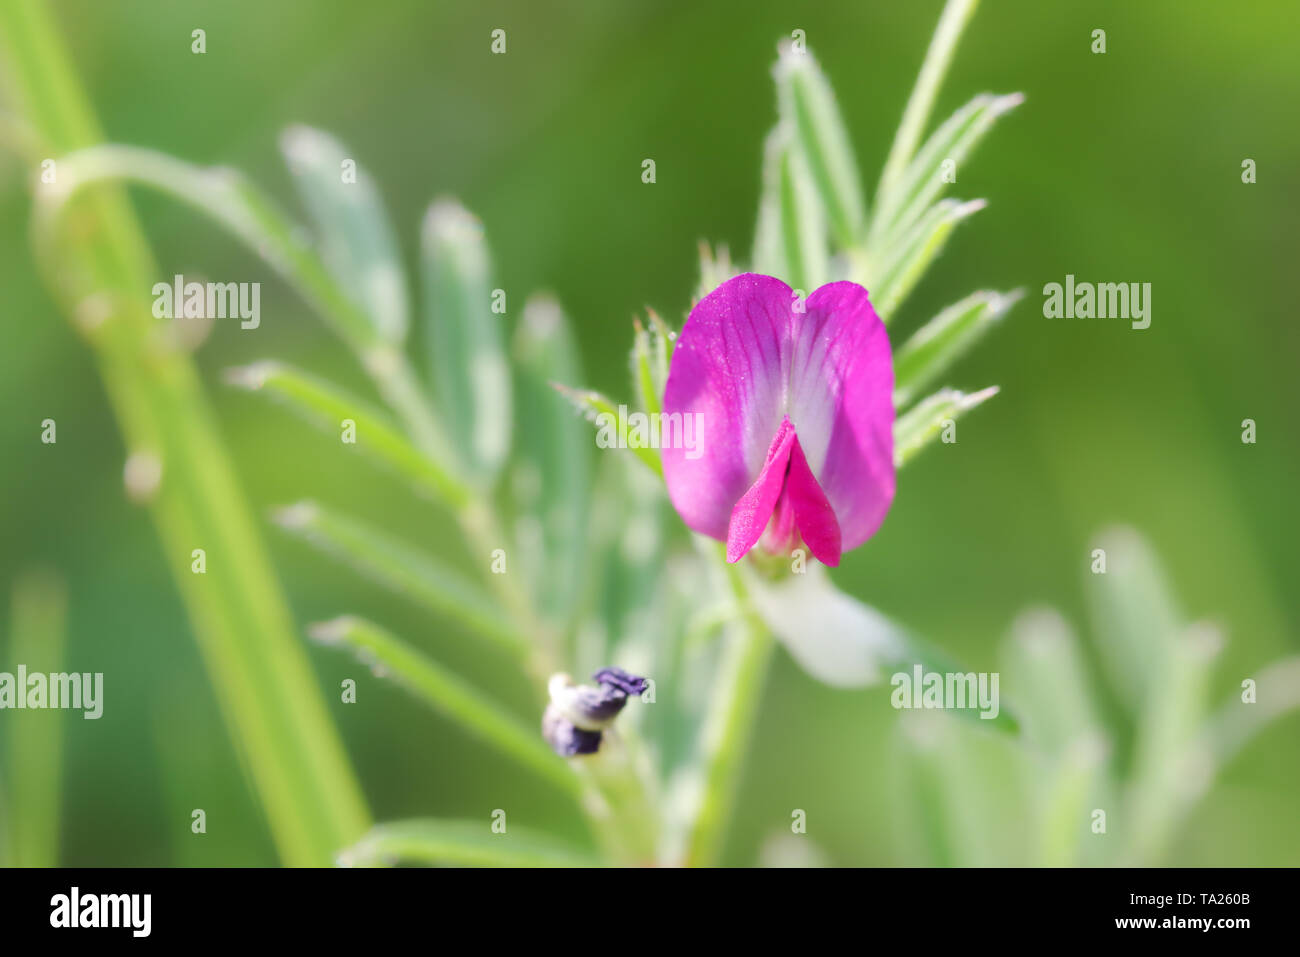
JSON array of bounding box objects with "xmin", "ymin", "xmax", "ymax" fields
[{"xmin": 662, "ymin": 274, "xmax": 895, "ymax": 566}]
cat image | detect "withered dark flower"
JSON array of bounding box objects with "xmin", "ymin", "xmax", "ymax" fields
[{"xmin": 542, "ymin": 667, "xmax": 648, "ymax": 757}]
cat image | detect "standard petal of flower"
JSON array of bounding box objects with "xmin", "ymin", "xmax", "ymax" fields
[
  {"xmin": 663, "ymin": 274, "xmax": 796, "ymax": 540},
  {"xmin": 786, "ymin": 281, "xmax": 895, "ymax": 551}
]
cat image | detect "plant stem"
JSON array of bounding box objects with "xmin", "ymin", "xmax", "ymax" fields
[
  {"xmin": 0, "ymin": 0, "xmax": 370, "ymax": 866},
  {"xmin": 682, "ymin": 562, "xmax": 775, "ymax": 866},
  {"xmin": 3, "ymin": 570, "xmax": 67, "ymax": 867}
]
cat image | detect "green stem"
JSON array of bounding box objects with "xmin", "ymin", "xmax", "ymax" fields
[
  {"xmin": 0, "ymin": 0, "xmax": 369, "ymax": 865},
  {"xmin": 3, "ymin": 570, "xmax": 67, "ymax": 867},
  {"xmin": 682, "ymin": 562, "xmax": 775, "ymax": 867}
]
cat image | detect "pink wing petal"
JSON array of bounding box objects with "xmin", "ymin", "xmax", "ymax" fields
[
  {"xmin": 786, "ymin": 433, "xmax": 842, "ymax": 566},
  {"xmin": 786, "ymin": 282, "xmax": 895, "ymax": 551},
  {"xmin": 663, "ymin": 274, "xmax": 795, "ymax": 540},
  {"xmin": 725, "ymin": 418, "xmax": 795, "ymax": 562}
]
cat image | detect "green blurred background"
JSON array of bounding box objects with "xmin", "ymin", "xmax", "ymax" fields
[{"xmin": 1, "ymin": 0, "xmax": 1297, "ymax": 865}]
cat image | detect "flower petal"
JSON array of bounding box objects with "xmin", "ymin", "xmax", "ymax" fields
[
  {"xmin": 663, "ymin": 274, "xmax": 796, "ymax": 540},
  {"xmin": 786, "ymin": 434, "xmax": 842, "ymax": 565},
  {"xmin": 748, "ymin": 564, "xmax": 906, "ymax": 688},
  {"xmin": 726, "ymin": 417, "xmax": 795, "ymax": 562},
  {"xmin": 786, "ymin": 281, "xmax": 895, "ymax": 550},
  {"xmin": 663, "ymin": 274, "xmax": 894, "ymax": 555}
]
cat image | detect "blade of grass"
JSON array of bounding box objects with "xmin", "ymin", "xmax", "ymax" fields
[
  {"xmin": 309, "ymin": 617, "xmax": 580, "ymax": 799},
  {"xmin": 273, "ymin": 502, "xmax": 525, "ymax": 656},
  {"xmin": 0, "ymin": 0, "xmax": 370, "ymax": 865},
  {"xmin": 340, "ymin": 819, "xmax": 599, "ymax": 867}
]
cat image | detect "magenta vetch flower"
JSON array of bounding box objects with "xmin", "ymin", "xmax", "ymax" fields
[{"xmin": 661, "ymin": 274, "xmax": 895, "ymax": 567}]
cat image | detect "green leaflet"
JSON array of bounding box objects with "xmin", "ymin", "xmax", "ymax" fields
[
  {"xmin": 310, "ymin": 617, "xmax": 578, "ymax": 798},
  {"xmin": 340, "ymin": 819, "xmax": 599, "ymax": 868},
  {"xmin": 894, "ymin": 386, "xmax": 1000, "ymax": 467},
  {"xmin": 893, "ymin": 289, "xmax": 1022, "ymax": 406},
  {"xmin": 281, "ymin": 125, "xmax": 410, "ymax": 344},
  {"xmin": 422, "ymin": 199, "xmax": 512, "ymax": 483}
]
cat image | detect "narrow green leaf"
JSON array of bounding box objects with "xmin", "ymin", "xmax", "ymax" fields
[
  {"xmin": 646, "ymin": 307, "xmax": 677, "ymax": 369},
  {"xmin": 340, "ymin": 819, "xmax": 599, "ymax": 867},
  {"xmin": 309, "ymin": 617, "xmax": 580, "ymax": 798},
  {"xmin": 881, "ymin": 634, "xmax": 1021, "ymax": 736},
  {"xmin": 280, "ymin": 125, "xmax": 409, "ymax": 344},
  {"xmin": 872, "ymin": 92, "xmax": 1023, "ymax": 251},
  {"xmin": 774, "ymin": 45, "xmax": 866, "ymax": 247},
  {"xmin": 421, "ymin": 199, "xmax": 512, "ymax": 482},
  {"xmin": 551, "ymin": 383, "xmax": 662, "ymax": 476},
  {"xmin": 876, "ymin": 0, "xmax": 982, "ymax": 199},
  {"xmin": 512, "ymin": 295, "xmax": 591, "ymax": 627},
  {"xmin": 752, "ymin": 126, "xmax": 827, "ymax": 293},
  {"xmin": 33, "ymin": 144, "xmax": 378, "ymax": 348},
  {"xmin": 631, "ymin": 318, "xmax": 660, "ymax": 417},
  {"xmin": 225, "ymin": 361, "xmax": 471, "ymax": 509},
  {"xmin": 872, "ymin": 198, "xmax": 986, "ymax": 319},
  {"xmin": 894, "ymin": 289, "xmax": 1022, "ymax": 406},
  {"xmin": 1037, "ymin": 732, "xmax": 1108, "ymax": 867},
  {"xmin": 1001, "ymin": 608, "xmax": 1102, "ymax": 753},
  {"xmin": 1085, "ymin": 526, "xmax": 1183, "ymax": 712},
  {"xmin": 274, "ymin": 502, "xmax": 524, "ymax": 655},
  {"xmin": 894, "ymin": 386, "xmax": 999, "ymax": 467},
  {"xmin": 30, "ymin": 143, "xmax": 455, "ymax": 461},
  {"xmin": 695, "ymin": 241, "xmax": 738, "ymax": 303},
  {"xmin": 1126, "ymin": 624, "xmax": 1223, "ymax": 864},
  {"xmin": 752, "ymin": 127, "xmax": 785, "ymax": 275},
  {"xmin": 1204, "ymin": 655, "xmax": 1300, "ymax": 768},
  {"xmin": 3, "ymin": 570, "xmax": 67, "ymax": 867},
  {"xmin": 777, "ymin": 132, "xmax": 829, "ymax": 294},
  {"xmin": 4, "ymin": 1, "xmax": 371, "ymax": 864}
]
